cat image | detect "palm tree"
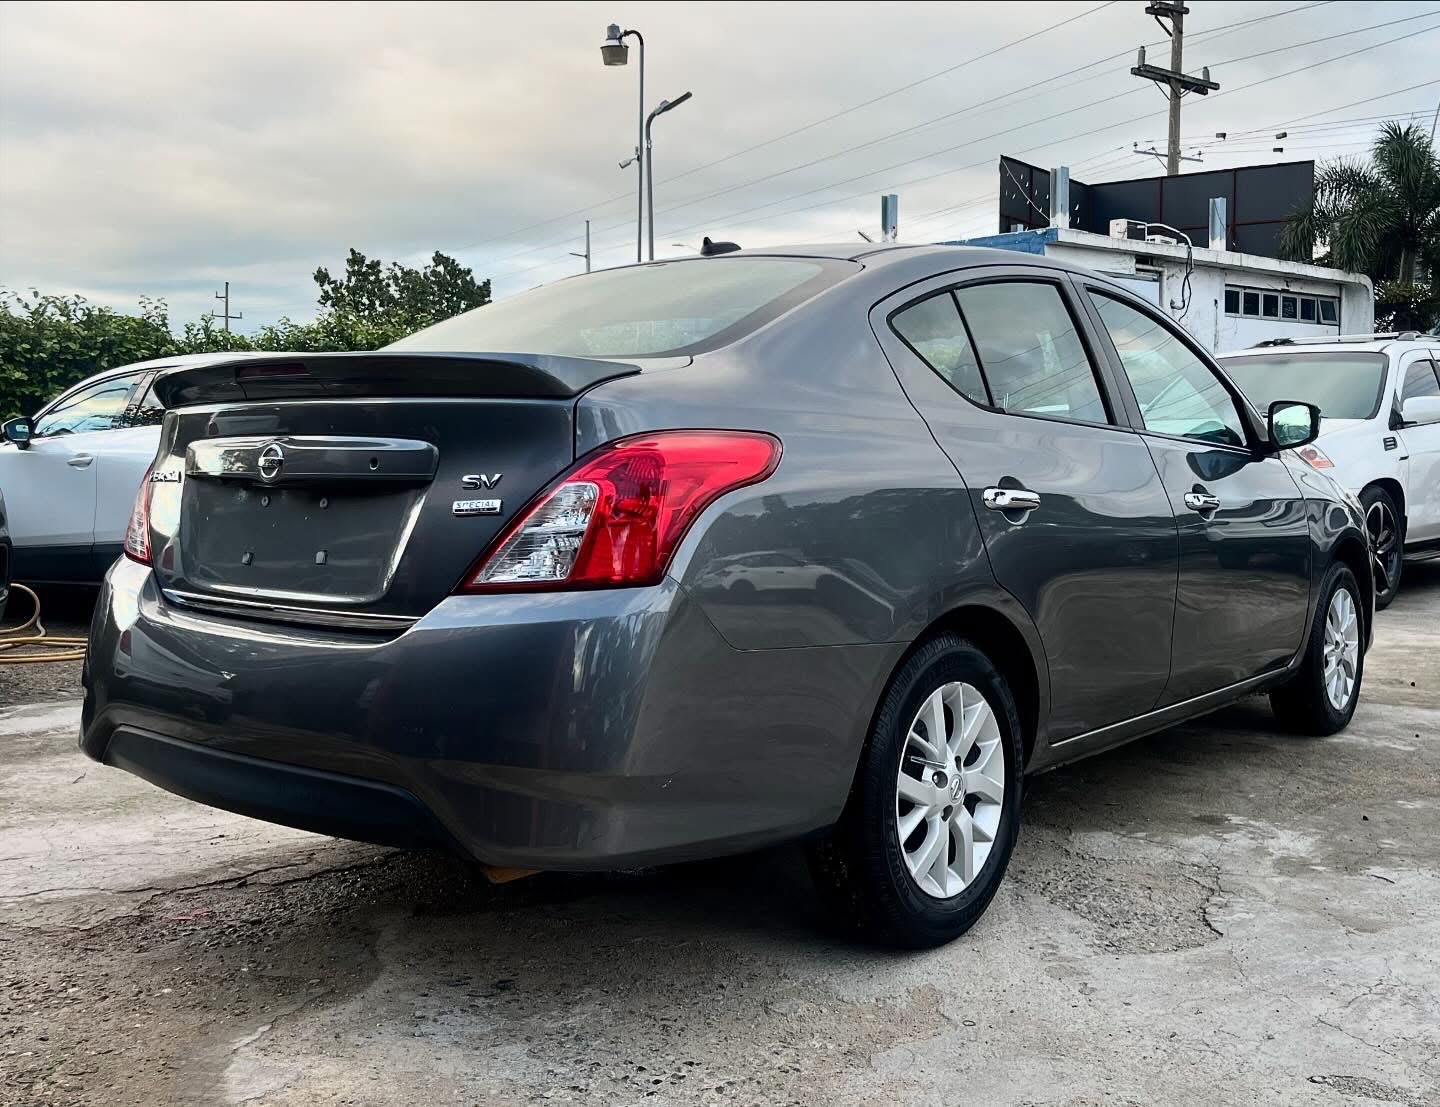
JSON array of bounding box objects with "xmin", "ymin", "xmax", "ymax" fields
[{"xmin": 1281, "ymin": 121, "xmax": 1440, "ymax": 331}]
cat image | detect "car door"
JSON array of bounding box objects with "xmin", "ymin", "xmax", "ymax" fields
[
  {"xmin": 1078, "ymin": 283, "xmax": 1311, "ymax": 703},
  {"xmin": 872, "ymin": 267, "xmax": 1180, "ymax": 742},
  {"xmin": 1, "ymin": 370, "xmax": 143, "ymax": 580},
  {"xmin": 1395, "ymin": 356, "xmax": 1440, "ymax": 544}
]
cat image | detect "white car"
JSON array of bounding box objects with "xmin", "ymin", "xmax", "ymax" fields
[
  {"xmin": 0, "ymin": 486, "xmax": 10, "ymax": 621},
  {"xmin": 1218, "ymin": 332, "xmax": 1440, "ymax": 608},
  {"xmin": 0, "ymin": 353, "xmax": 263, "ymax": 585}
]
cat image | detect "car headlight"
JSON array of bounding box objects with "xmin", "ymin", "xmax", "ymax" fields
[{"xmin": 1296, "ymin": 444, "xmax": 1335, "ymax": 470}]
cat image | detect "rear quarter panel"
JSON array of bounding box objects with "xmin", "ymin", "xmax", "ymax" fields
[
  {"xmin": 575, "ymin": 272, "xmax": 1050, "ymax": 803},
  {"xmin": 575, "ymin": 274, "xmax": 1006, "ymax": 653}
]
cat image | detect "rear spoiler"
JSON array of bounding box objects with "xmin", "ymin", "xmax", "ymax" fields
[{"xmin": 151, "ymin": 351, "xmax": 643, "ymax": 408}]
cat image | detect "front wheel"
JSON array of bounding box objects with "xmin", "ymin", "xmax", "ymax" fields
[
  {"xmin": 1361, "ymin": 485, "xmax": 1403, "ymax": 609},
  {"xmin": 1270, "ymin": 563, "xmax": 1364, "ymax": 735},
  {"xmin": 809, "ymin": 635, "xmax": 1024, "ymax": 948}
]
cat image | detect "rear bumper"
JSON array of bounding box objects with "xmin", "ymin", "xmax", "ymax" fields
[
  {"xmin": 102, "ymin": 726, "xmax": 455, "ymax": 850},
  {"xmin": 82, "ymin": 558, "xmax": 886, "ymax": 869}
]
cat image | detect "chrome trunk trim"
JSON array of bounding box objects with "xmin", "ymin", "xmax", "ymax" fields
[{"xmin": 161, "ymin": 588, "xmax": 418, "ymax": 633}]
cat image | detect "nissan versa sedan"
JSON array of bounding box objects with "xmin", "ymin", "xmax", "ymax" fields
[{"xmin": 82, "ymin": 245, "xmax": 1372, "ymax": 947}]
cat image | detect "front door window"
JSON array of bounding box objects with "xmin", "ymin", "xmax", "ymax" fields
[
  {"xmin": 1089, "ymin": 293, "xmax": 1247, "ymax": 448},
  {"xmin": 33, "ymin": 373, "xmax": 142, "ymax": 436}
]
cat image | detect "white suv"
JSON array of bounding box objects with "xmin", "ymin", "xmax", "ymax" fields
[{"xmin": 1218, "ymin": 332, "xmax": 1440, "ymax": 608}]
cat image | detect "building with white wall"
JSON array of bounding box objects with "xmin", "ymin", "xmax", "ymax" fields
[{"xmin": 951, "ymin": 226, "xmax": 1373, "ymax": 355}]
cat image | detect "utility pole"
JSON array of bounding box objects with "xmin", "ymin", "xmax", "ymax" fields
[
  {"xmin": 880, "ymin": 194, "xmax": 899, "ymax": 241},
  {"xmin": 568, "ymin": 220, "xmax": 592, "ymax": 272},
  {"xmin": 212, "ymin": 281, "xmax": 242, "ymax": 332},
  {"xmin": 1131, "ymin": 2, "xmax": 1219, "ymax": 176},
  {"xmin": 1133, "ymin": 143, "xmax": 1203, "ymax": 170}
]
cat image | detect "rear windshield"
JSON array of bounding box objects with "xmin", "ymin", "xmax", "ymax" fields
[
  {"xmin": 388, "ymin": 256, "xmax": 853, "ymax": 358},
  {"xmin": 1219, "ymin": 351, "xmax": 1389, "ymax": 421}
]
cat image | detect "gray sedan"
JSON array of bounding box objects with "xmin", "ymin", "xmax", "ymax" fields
[{"xmin": 81, "ymin": 244, "xmax": 1371, "ymax": 947}]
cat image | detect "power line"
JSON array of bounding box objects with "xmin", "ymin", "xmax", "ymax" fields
[
  {"xmin": 907, "ymin": 84, "xmax": 1440, "ymax": 239},
  {"xmin": 1174, "ymin": 108, "xmax": 1438, "ymax": 145},
  {"xmin": 479, "ymin": 3, "xmax": 1395, "ymax": 281},
  {"xmin": 463, "ymin": 0, "xmax": 1330, "ymax": 270},
  {"xmin": 1125, "ymin": 2, "xmax": 1439, "ymax": 176},
  {"xmin": 868, "ymin": 81, "xmax": 1440, "ymax": 241},
  {"xmin": 594, "ymin": 4, "xmax": 1392, "ymax": 236},
  {"xmin": 440, "ymin": 1, "xmax": 1123, "ymax": 258},
  {"xmin": 621, "ymin": 23, "xmax": 1440, "ymax": 268},
  {"xmin": 493, "ymin": 19, "xmax": 1440, "ymax": 286}
]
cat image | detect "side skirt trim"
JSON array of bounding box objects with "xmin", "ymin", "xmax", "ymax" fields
[{"xmin": 1041, "ymin": 667, "xmax": 1293, "ymax": 769}]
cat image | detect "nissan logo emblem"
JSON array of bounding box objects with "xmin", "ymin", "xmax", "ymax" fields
[{"xmin": 257, "ymin": 442, "xmax": 285, "ymax": 482}]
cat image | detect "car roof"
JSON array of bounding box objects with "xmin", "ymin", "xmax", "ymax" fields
[
  {"xmin": 1218, "ymin": 335, "xmax": 1440, "ymax": 358},
  {"xmin": 715, "ymin": 241, "xmax": 1069, "ymax": 268}
]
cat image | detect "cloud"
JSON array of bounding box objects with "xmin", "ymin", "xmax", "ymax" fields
[{"xmin": 1, "ymin": 0, "xmax": 1435, "ymax": 328}]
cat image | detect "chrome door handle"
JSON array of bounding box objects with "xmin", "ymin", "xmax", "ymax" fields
[
  {"xmin": 1184, "ymin": 492, "xmax": 1221, "ymax": 512},
  {"xmin": 67, "ymin": 455, "xmax": 95, "ymax": 468},
  {"xmin": 983, "ymin": 488, "xmax": 1042, "ymax": 512}
]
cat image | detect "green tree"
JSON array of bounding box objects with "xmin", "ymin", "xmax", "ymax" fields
[
  {"xmin": 313, "ymin": 249, "xmax": 490, "ymax": 338},
  {"xmin": 1280, "ymin": 122, "xmax": 1440, "ymax": 331},
  {"xmin": 0, "ymin": 249, "xmax": 492, "ymax": 417},
  {"xmin": 0, "ymin": 290, "xmax": 177, "ymax": 418}
]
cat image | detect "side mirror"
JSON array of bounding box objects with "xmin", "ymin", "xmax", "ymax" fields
[
  {"xmin": 1268, "ymin": 400, "xmax": 1321, "ymax": 451},
  {"xmin": 1400, "ymin": 395, "xmax": 1440, "ymax": 428},
  {"xmin": 1, "ymin": 417, "xmax": 32, "ymax": 450}
]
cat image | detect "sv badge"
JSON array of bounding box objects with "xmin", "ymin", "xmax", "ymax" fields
[{"xmin": 461, "ymin": 473, "xmax": 502, "ymax": 490}]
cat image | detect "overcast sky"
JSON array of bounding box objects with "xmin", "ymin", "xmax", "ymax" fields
[{"xmin": 1, "ymin": 0, "xmax": 1437, "ymax": 329}]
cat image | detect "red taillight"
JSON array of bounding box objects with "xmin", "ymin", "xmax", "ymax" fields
[
  {"xmin": 459, "ymin": 430, "xmax": 781, "ymax": 592},
  {"xmin": 123, "ymin": 468, "xmax": 153, "ymax": 564}
]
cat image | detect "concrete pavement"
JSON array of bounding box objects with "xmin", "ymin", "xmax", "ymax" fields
[{"xmin": 2, "ymin": 564, "xmax": 1437, "ymax": 1106}]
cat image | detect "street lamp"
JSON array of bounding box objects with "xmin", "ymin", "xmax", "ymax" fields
[
  {"xmin": 644, "ymin": 91, "xmax": 692, "ymax": 261},
  {"xmin": 601, "ymin": 23, "xmax": 644, "ymax": 263}
]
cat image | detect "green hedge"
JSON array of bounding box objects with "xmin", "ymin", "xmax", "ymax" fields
[{"xmin": 0, "ymin": 250, "xmax": 491, "ymax": 419}]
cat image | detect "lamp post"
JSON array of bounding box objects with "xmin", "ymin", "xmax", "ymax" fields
[
  {"xmin": 601, "ymin": 24, "xmax": 644, "ymax": 263},
  {"xmin": 644, "ymin": 91, "xmax": 692, "ymax": 261}
]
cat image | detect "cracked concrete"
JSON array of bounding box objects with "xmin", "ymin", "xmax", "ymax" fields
[{"xmin": 2, "ymin": 562, "xmax": 1438, "ymax": 1106}]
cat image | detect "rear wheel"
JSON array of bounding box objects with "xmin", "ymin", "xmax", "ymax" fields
[
  {"xmin": 1361, "ymin": 485, "xmax": 1403, "ymax": 610},
  {"xmin": 1270, "ymin": 563, "xmax": 1364, "ymax": 735},
  {"xmin": 809, "ymin": 635, "xmax": 1023, "ymax": 948}
]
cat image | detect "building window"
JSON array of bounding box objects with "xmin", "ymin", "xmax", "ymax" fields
[{"xmin": 1225, "ymin": 283, "xmax": 1339, "ymax": 326}]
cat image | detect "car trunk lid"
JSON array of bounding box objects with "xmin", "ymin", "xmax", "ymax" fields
[{"xmin": 144, "ymin": 352, "xmax": 642, "ymax": 626}]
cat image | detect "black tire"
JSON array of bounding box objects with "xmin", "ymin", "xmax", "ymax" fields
[
  {"xmin": 808, "ymin": 634, "xmax": 1024, "ymax": 948},
  {"xmin": 1360, "ymin": 485, "xmax": 1404, "ymax": 610},
  {"xmin": 1270, "ymin": 562, "xmax": 1365, "ymax": 736}
]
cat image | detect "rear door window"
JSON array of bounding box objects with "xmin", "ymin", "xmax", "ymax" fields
[
  {"xmin": 1401, "ymin": 360, "xmax": 1440, "ymax": 401},
  {"xmin": 952, "ymin": 282, "xmax": 1110, "ymax": 425},
  {"xmin": 889, "ymin": 292, "xmax": 990, "ymax": 407}
]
